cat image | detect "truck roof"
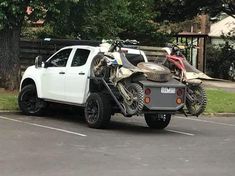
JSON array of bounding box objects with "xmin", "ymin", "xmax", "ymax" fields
[
  {"xmin": 60, "ymin": 45, "xmax": 145, "ymax": 56},
  {"xmin": 58, "ymin": 45, "xmax": 148, "ymax": 63}
]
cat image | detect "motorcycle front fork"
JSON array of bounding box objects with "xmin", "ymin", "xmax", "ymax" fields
[
  {"xmin": 117, "ymin": 82, "xmax": 131, "ymax": 102},
  {"xmin": 182, "ymin": 83, "xmax": 200, "ymax": 117},
  {"xmin": 186, "ymin": 88, "xmax": 195, "ymax": 103}
]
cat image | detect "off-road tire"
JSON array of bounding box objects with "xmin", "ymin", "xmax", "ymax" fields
[
  {"xmin": 144, "ymin": 113, "xmax": 171, "ymax": 129},
  {"xmin": 186, "ymin": 85, "xmax": 207, "ymax": 116},
  {"xmin": 125, "ymin": 83, "xmax": 144, "ymax": 115},
  {"xmin": 137, "ymin": 62, "xmax": 171, "ymax": 82},
  {"xmin": 18, "ymin": 84, "xmax": 47, "ymax": 116},
  {"xmin": 90, "ymin": 54, "xmax": 108, "ymax": 85},
  {"xmin": 84, "ymin": 93, "xmax": 112, "ymax": 129}
]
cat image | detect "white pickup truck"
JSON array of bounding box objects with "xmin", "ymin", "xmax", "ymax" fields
[{"xmin": 18, "ymin": 45, "xmax": 185, "ymax": 129}]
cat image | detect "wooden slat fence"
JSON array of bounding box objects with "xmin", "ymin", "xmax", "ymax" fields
[
  {"xmin": 139, "ymin": 46, "xmax": 167, "ymax": 63},
  {"xmin": 19, "ymin": 39, "xmax": 167, "ymax": 70},
  {"xmin": 19, "ymin": 38, "xmax": 100, "ymax": 70}
]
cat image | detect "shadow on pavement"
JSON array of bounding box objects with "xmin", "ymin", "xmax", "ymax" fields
[{"xmin": 1, "ymin": 104, "xmax": 190, "ymax": 136}]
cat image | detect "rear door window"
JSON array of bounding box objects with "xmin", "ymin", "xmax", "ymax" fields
[{"xmin": 71, "ymin": 49, "xmax": 90, "ymax": 67}]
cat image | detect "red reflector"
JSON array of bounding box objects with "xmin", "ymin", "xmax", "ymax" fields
[
  {"xmin": 145, "ymin": 88, "xmax": 151, "ymax": 95},
  {"xmin": 177, "ymin": 89, "xmax": 183, "ymax": 96},
  {"xmin": 144, "ymin": 97, "xmax": 151, "ymax": 104},
  {"xmin": 176, "ymin": 98, "xmax": 182, "ymax": 104}
]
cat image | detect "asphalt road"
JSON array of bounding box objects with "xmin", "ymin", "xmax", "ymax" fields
[{"xmin": 0, "ymin": 111, "xmax": 235, "ymax": 176}]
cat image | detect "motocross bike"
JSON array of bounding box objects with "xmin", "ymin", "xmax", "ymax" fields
[
  {"xmin": 162, "ymin": 44, "xmax": 207, "ymax": 116},
  {"xmin": 90, "ymin": 39, "xmax": 146, "ymax": 115}
]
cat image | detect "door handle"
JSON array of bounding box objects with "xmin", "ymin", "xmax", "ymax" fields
[
  {"xmin": 59, "ymin": 72, "xmax": 65, "ymax": 74},
  {"xmin": 78, "ymin": 72, "xmax": 85, "ymax": 75}
]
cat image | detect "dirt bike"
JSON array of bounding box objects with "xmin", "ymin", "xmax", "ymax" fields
[
  {"xmin": 162, "ymin": 44, "xmax": 208, "ymax": 116},
  {"xmin": 91, "ymin": 39, "xmax": 147, "ymax": 115}
]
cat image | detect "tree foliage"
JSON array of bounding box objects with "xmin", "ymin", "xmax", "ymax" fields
[
  {"xmin": 154, "ymin": 0, "xmax": 235, "ymax": 22},
  {"xmin": 206, "ymin": 43, "xmax": 235, "ymax": 79},
  {"xmin": 219, "ymin": 0, "xmax": 235, "ymax": 18},
  {"xmin": 1, "ymin": 0, "xmax": 235, "ymax": 89},
  {"xmin": 0, "ymin": 0, "xmax": 69, "ymax": 90},
  {"xmin": 38, "ymin": 0, "xmax": 159, "ymax": 43},
  {"xmin": 23, "ymin": 0, "xmax": 235, "ymax": 42},
  {"xmin": 0, "ymin": 0, "xmax": 28, "ymax": 30}
]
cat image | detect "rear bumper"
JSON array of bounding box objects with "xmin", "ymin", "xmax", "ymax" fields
[{"xmin": 140, "ymin": 79, "xmax": 186, "ymax": 112}]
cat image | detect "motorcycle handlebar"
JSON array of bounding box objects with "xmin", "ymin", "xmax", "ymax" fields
[
  {"xmin": 123, "ymin": 39, "xmax": 139, "ymax": 45},
  {"xmin": 107, "ymin": 39, "xmax": 139, "ymax": 52}
]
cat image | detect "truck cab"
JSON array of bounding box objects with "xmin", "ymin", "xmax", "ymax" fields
[{"xmin": 20, "ymin": 45, "xmax": 147, "ymax": 105}]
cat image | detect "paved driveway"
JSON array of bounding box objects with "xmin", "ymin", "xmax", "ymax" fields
[
  {"xmin": 0, "ymin": 112, "xmax": 235, "ymax": 176},
  {"xmin": 204, "ymin": 80, "xmax": 235, "ymax": 92}
]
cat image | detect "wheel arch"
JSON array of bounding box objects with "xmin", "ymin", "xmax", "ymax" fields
[
  {"xmin": 21, "ymin": 78, "xmax": 36, "ymax": 89},
  {"xmin": 20, "ymin": 78, "xmax": 42, "ymax": 97}
]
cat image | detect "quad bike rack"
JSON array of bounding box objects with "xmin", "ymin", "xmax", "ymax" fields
[{"xmin": 89, "ymin": 77, "xmax": 128, "ymax": 116}]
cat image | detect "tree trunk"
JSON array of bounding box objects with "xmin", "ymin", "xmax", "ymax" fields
[{"xmin": 0, "ymin": 27, "xmax": 21, "ymax": 90}]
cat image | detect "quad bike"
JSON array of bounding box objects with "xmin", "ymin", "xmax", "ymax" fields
[
  {"xmin": 162, "ymin": 44, "xmax": 208, "ymax": 116},
  {"xmin": 91, "ymin": 39, "xmax": 171, "ymax": 116}
]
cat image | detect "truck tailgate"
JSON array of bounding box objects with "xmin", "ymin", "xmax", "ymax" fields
[{"xmin": 140, "ymin": 79, "xmax": 185, "ymax": 111}]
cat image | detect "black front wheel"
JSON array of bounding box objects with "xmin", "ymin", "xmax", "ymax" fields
[
  {"xmin": 186, "ymin": 85, "xmax": 207, "ymax": 116},
  {"xmin": 124, "ymin": 83, "xmax": 144, "ymax": 115},
  {"xmin": 18, "ymin": 85, "xmax": 47, "ymax": 116},
  {"xmin": 144, "ymin": 113, "xmax": 171, "ymax": 129},
  {"xmin": 84, "ymin": 93, "xmax": 111, "ymax": 129}
]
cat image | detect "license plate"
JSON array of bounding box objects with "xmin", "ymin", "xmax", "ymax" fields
[{"xmin": 161, "ymin": 87, "xmax": 176, "ymax": 94}]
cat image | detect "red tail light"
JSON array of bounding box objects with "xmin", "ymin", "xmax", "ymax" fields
[
  {"xmin": 177, "ymin": 88, "xmax": 183, "ymax": 96},
  {"xmin": 145, "ymin": 88, "xmax": 151, "ymax": 95}
]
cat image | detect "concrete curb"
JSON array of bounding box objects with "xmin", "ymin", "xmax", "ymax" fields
[
  {"xmin": 0, "ymin": 110, "xmax": 20, "ymax": 113},
  {"xmin": 203, "ymin": 113, "xmax": 235, "ymax": 117},
  {"xmin": 1, "ymin": 110, "xmax": 235, "ymax": 117}
]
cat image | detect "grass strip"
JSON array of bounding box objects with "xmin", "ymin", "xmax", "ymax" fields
[
  {"xmin": 205, "ymin": 88, "xmax": 235, "ymax": 113},
  {"xmin": 0, "ymin": 89, "xmax": 18, "ymax": 110},
  {"xmin": 0, "ymin": 88, "xmax": 235, "ymax": 113}
]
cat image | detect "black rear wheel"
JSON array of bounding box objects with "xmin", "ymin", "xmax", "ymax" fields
[
  {"xmin": 18, "ymin": 85, "xmax": 47, "ymax": 116},
  {"xmin": 144, "ymin": 113, "xmax": 171, "ymax": 129},
  {"xmin": 84, "ymin": 93, "xmax": 111, "ymax": 129}
]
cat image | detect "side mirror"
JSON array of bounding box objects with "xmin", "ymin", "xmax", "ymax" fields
[{"xmin": 35, "ymin": 56, "xmax": 43, "ymax": 68}]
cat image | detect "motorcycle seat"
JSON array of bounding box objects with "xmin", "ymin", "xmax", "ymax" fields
[{"xmin": 120, "ymin": 53, "xmax": 138, "ymax": 69}]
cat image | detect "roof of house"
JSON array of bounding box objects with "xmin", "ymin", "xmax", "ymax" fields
[{"xmin": 209, "ymin": 16, "xmax": 235, "ymax": 37}]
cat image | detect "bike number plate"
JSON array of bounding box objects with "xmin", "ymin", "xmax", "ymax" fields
[{"xmin": 161, "ymin": 87, "xmax": 176, "ymax": 94}]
